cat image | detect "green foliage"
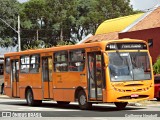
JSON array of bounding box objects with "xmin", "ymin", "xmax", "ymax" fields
[
  {"xmin": 153, "ymin": 57, "xmax": 160, "ymax": 74},
  {"xmin": 23, "ymin": 39, "xmax": 45, "ymax": 50},
  {"xmin": 0, "ymin": 0, "xmax": 135, "ymax": 50},
  {"xmin": 0, "ymin": 0, "xmax": 20, "ymax": 47},
  {"xmin": 57, "ymin": 40, "xmax": 73, "ymax": 46},
  {"xmin": 0, "ymin": 37, "xmax": 15, "ymax": 47}
]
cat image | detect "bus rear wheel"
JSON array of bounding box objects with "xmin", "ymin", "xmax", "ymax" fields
[
  {"xmin": 78, "ymin": 90, "xmax": 92, "ymax": 110},
  {"xmin": 114, "ymin": 102, "xmax": 128, "ymax": 109},
  {"xmin": 26, "ymin": 89, "xmax": 42, "ymax": 106}
]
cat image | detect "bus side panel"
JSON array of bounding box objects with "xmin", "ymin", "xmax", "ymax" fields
[
  {"xmin": 19, "ymin": 88, "xmax": 25, "ymax": 99},
  {"xmin": 32, "ymin": 88, "xmax": 43, "ymax": 100},
  {"xmin": 49, "ymin": 81, "xmax": 53, "ymax": 99},
  {"xmin": 29, "ymin": 74, "xmax": 42, "ymax": 100},
  {"xmin": 63, "ymin": 89, "xmax": 75, "ymax": 102},
  {"xmin": 102, "ymin": 89, "xmax": 107, "ymax": 102},
  {"xmin": 63, "ymin": 72, "xmax": 80, "ymax": 102},
  {"xmin": 12, "ymin": 82, "xmax": 17, "ymax": 96},
  {"xmin": 53, "ymin": 72, "xmax": 83, "ymax": 102},
  {"xmin": 4, "ymin": 74, "xmax": 12, "ymax": 97},
  {"xmin": 19, "ymin": 74, "xmax": 42, "ymax": 100},
  {"xmin": 4, "ymin": 87, "xmax": 12, "ymax": 97},
  {"xmin": 53, "ymin": 89, "xmax": 64, "ymax": 101}
]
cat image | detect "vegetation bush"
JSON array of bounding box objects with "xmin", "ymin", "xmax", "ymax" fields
[{"xmin": 153, "ymin": 57, "xmax": 160, "ymax": 74}]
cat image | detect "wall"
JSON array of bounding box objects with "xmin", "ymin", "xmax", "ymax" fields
[{"xmin": 119, "ymin": 27, "xmax": 160, "ymax": 63}]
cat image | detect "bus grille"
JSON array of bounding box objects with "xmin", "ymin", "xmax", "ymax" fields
[{"xmin": 117, "ymin": 95, "xmax": 148, "ymax": 100}]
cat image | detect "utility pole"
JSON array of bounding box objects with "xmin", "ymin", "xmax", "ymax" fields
[
  {"xmin": 18, "ymin": 15, "xmax": 21, "ymax": 51},
  {"xmin": 0, "ymin": 15, "xmax": 21, "ymax": 51}
]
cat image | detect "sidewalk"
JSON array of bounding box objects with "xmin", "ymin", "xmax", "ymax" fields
[
  {"xmin": 0, "ymin": 94, "xmax": 9, "ymax": 99},
  {"xmin": 128, "ymin": 99, "xmax": 160, "ymax": 107}
]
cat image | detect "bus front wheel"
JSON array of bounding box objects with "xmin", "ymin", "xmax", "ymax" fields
[
  {"xmin": 114, "ymin": 102, "xmax": 128, "ymax": 109},
  {"xmin": 78, "ymin": 90, "xmax": 92, "ymax": 110}
]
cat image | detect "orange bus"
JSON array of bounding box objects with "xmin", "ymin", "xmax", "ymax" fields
[{"xmin": 4, "ymin": 39, "xmax": 154, "ymax": 109}]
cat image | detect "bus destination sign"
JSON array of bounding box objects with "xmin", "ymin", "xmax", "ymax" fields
[
  {"xmin": 121, "ymin": 44, "xmax": 143, "ymax": 49},
  {"xmin": 106, "ymin": 43, "xmax": 147, "ymax": 50}
]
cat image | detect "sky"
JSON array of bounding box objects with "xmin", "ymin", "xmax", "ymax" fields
[{"xmin": 18, "ymin": 0, "xmax": 160, "ymax": 10}]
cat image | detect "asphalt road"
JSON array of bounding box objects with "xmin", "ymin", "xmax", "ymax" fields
[{"xmin": 0, "ymin": 97, "xmax": 160, "ymax": 120}]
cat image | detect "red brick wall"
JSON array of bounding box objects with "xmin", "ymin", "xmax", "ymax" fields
[{"xmin": 119, "ymin": 27, "xmax": 160, "ymax": 63}]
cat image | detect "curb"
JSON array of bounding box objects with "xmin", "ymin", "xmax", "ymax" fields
[
  {"xmin": 128, "ymin": 102, "xmax": 142, "ymax": 106},
  {"xmin": 0, "ymin": 95, "xmax": 10, "ymax": 99}
]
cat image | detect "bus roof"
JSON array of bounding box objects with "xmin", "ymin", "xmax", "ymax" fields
[{"xmin": 4, "ymin": 38, "xmax": 147, "ymax": 57}]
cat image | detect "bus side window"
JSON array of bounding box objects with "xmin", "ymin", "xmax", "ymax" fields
[
  {"xmin": 20, "ymin": 56, "xmax": 30, "ymax": 73},
  {"xmin": 54, "ymin": 51, "xmax": 68, "ymax": 72},
  {"xmin": 30, "ymin": 55, "xmax": 40, "ymax": 73},
  {"xmin": 69, "ymin": 49, "xmax": 85, "ymax": 72}
]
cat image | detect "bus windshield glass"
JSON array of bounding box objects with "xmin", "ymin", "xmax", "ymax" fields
[{"xmin": 108, "ymin": 52, "xmax": 151, "ymax": 81}]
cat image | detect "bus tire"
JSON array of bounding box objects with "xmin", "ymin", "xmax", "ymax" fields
[
  {"xmin": 157, "ymin": 92, "xmax": 160, "ymax": 101},
  {"xmin": 1, "ymin": 83, "xmax": 4, "ymax": 95},
  {"xmin": 57, "ymin": 101, "xmax": 70, "ymax": 105},
  {"xmin": 35, "ymin": 100, "xmax": 42, "ymax": 105},
  {"xmin": 78, "ymin": 90, "xmax": 92, "ymax": 110},
  {"xmin": 26, "ymin": 89, "xmax": 35, "ymax": 106},
  {"xmin": 114, "ymin": 102, "xmax": 128, "ymax": 109},
  {"xmin": 156, "ymin": 98, "xmax": 160, "ymax": 101}
]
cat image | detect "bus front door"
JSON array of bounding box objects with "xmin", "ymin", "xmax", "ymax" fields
[
  {"xmin": 11, "ymin": 60, "xmax": 19, "ymax": 97},
  {"xmin": 88, "ymin": 52, "xmax": 103, "ymax": 101},
  {"xmin": 42, "ymin": 57, "xmax": 53, "ymax": 99}
]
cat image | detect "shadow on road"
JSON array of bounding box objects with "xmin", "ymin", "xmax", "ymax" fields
[{"xmin": 0, "ymin": 100, "xmax": 146, "ymax": 112}]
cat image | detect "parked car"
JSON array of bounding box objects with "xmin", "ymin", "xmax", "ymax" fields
[{"xmin": 154, "ymin": 75, "xmax": 160, "ymax": 101}]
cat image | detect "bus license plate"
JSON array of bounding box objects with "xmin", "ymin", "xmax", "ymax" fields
[{"xmin": 131, "ymin": 94, "xmax": 139, "ymax": 98}]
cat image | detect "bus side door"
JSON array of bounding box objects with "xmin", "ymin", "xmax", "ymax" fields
[
  {"xmin": 42, "ymin": 56, "xmax": 53, "ymax": 99},
  {"xmin": 87, "ymin": 52, "xmax": 103, "ymax": 101},
  {"xmin": 11, "ymin": 59, "xmax": 19, "ymax": 97}
]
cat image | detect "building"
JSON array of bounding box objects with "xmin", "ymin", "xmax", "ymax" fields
[{"xmin": 81, "ymin": 5, "xmax": 160, "ymax": 63}]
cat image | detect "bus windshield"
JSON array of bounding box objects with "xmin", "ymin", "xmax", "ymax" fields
[{"xmin": 108, "ymin": 52, "xmax": 151, "ymax": 81}]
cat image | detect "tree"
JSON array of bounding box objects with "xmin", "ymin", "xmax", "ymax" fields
[
  {"xmin": 20, "ymin": 0, "xmax": 50, "ymax": 50},
  {"xmin": 0, "ymin": 0, "xmax": 20, "ymax": 48},
  {"xmin": 45, "ymin": 0, "xmax": 78, "ymax": 43},
  {"xmin": 71, "ymin": 0, "xmax": 135, "ymax": 41},
  {"xmin": 20, "ymin": 0, "xmax": 135, "ymax": 49}
]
